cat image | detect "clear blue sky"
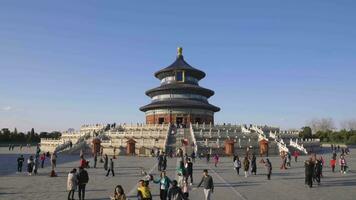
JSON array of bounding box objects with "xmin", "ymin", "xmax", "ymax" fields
[{"xmin": 1, "ymin": 1, "xmax": 355, "ymax": 132}]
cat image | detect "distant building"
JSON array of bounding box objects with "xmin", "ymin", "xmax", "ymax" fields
[{"xmin": 140, "ymin": 47, "xmax": 220, "ymax": 125}]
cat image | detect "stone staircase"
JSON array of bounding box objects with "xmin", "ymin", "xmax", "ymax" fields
[{"xmin": 165, "ymin": 127, "xmax": 193, "ymax": 155}]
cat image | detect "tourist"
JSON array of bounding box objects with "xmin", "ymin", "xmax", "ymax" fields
[
  {"xmin": 293, "ymin": 150, "xmax": 299, "ymax": 162},
  {"xmin": 339, "ymin": 155, "xmax": 347, "ymax": 174},
  {"xmin": 104, "ymin": 154, "xmax": 109, "ymax": 171},
  {"xmin": 304, "ymin": 157, "xmax": 314, "ymax": 188},
  {"xmin": 319, "ymin": 156, "xmax": 324, "ymax": 177},
  {"xmin": 67, "ymin": 168, "xmax": 78, "ymax": 200},
  {"xmin": 191, "ymin": 151, "xmax": 196, "ymax": 163},
  {"xmin": 80, "ymin": 155, "xmax": 87, "ymax": 168},
  {"xmin": 51, "ymin": 152, "xmax": 57, "ymax": 169},
  {"xmin": 9, "ymin": 144, "xmax": 12, "ymax": 151},
  {"xmin": 243, "ymin": 156, "xmax": 250, "ymax": 178},
  {"xmin": 251, "ymin": 154, "xmax": 257, "ymax": 175},
  {"xmin": 77, "ymin": 166, "xmax": 89, "ymax": 200},
  {"xmin": 206, "ymin": 153, "xmax": 210, "ymax": 164},
  {"xmin": 17, "ymin": 155, "xmax": 25, "ymax": 172},
  {"xmin": 176, "ymin": 161, "xmax": 185, "ymax": 187},
  {"xmin": 93, "ymin": 154, "xmax": 98, "ymax": 168},
  {"xmin": 106, "ymin": 158, "xmax": 115, "ymax": 176},
  {"xmin": 197, "ymin": 169, "xmax": 214, "ymax": 200},
  {"xmin": 27, "ymin": 155, "xmax": 34, "ymax": 176},
  {"xmin": 233, "ymin": 156, "xmax": 241, "ymax": 175},
  {"xmin": 168, "ymin": 180, "xmax": 185, "ymax": 200},
  {"xmin": 153, "ymin": 171, "xmax": 172, "ymax": 200},
  {"xmin": 40, "ymin": 153, "xmax": 46, "ymax": 168},
  {"xmin": 185, "ymin": 158, "xmax": 193, "ymax": 184},
  {"xmin": 181, "ymin": 179, "xmax": 190, "ymax": 199},
  {"xmin": 280, "ymin": 152, "xmax": 287, "ymax": 170},
  {"xmin": 213, "ymin": 154, "xmax": 219, "ymax": 167},
  {"xmin": 286, "ymin": 152, "xmax": 292, "ymax": 167},
  {"xmin": 162, "ymin": 153, "xmax": 168, "ymax": 171},
  {"xmin": 264, "ymin": 158, "xmax": 272, "ymax": 180},
  {"xmin": 158, "ymin": 153, "xmax": 165, "ymax": 171},
  {"xmin": 330, "ymin": 157, "xmax": 336, "ymax": 172},
  {"xmin": 111, "ymin": 185, "xmax": 126, "ymax": 200},
  {"xmin": 137, "ymin": 179, "xmax": 152, "ymax": 200},
  {"xmin": 33, "ymin": 156, "xmax": 39, "ymax": 175},
  {"xmin": 314, "ymin": 158, "xmax": 322, "ymax": 185}
]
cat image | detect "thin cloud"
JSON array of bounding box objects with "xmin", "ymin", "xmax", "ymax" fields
[{"xmin": 1, "ymin": 106, "xmax": 12, "ymax": 111}]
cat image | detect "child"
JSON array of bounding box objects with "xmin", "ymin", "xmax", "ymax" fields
[
  {"xmin": 182, "ymin": 179, "xmax": 190, "ymax": 199},
  {"xmin": 330, "ymin": 158, "xmax": 336, "ymax": 173}
]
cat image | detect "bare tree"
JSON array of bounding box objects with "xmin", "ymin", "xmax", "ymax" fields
[
  {"xmin": 340, "ymin": 119, "xmax": 356, "ymax": 131},
  {"xmin": 307, "ymin": 118, "xmax": 335, "ymax": 133}
]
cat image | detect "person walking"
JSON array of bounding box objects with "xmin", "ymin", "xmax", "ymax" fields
[
  {"xmin": 137, "ymin": 179, "xmax": 152, "ymax": 200},
  {"xmin": 40, "ymin": 153, "xmax": 46, "ymax": 168},
  {"xmin": 80, "ymin": 155, "xmax": 87, "ymax": 168},
  {"xmin": 213, "ymin": 154, "xmax": 219, "ymax": 167},
  {"xmin": 181, "ymin": 179, "xmax": 190, "ymax": 199},
  {"xmin": 106, "ymin": 158, "xmax": 115, "ymax": 176},
  {"xmin": 153, "ymin": 171, "xmax": 172, "ymax": 200},
  {"xmin": 168, "ymin": 180, "xmax": 185, "ymax": 200},
  {"xmin": 243, "ymin": 156, "xmax": 250, "ymax": 178},
  {"xmin": 27, "ymin": 156, "xmax": 34, "ymax": 176},
  {"xmin": 251, "ymin": 154, "xmax": 257, "ymax": 175},
  {"xmin": 305, "ymin": 158, "xmax": 314, "ymax": 188},
  {"xmin": 67, "ymin": 168, "xmax": 78, "ymax": 200},
  {"xmin": 77, "ymin": 167, "xmax": 89, "ymax": 200},
  {"xmin": 197, "ymin": 169, "xmax": 214, "ymax": 200},
  {"xmin": 185, "ymin": 158, "xmax": 193, "ymax": 184},
  {"xmin": 17, "ymin": 155, "xmax": 25, "ymax": 172},
  {"xmin": 111, "ymin": 185, "xmax": 126, "ymax": 200},
  {"xmin": 206, "ymin": 153, "xmax": 210, "ymax": 164},
  {"xmin": 330, "ymin": 157, "xmax": 336, "ymax": 172},
  {"xmin": 293, "ymin": 150, "xmax": 299, "ymax": 162},
  {"xmin": 51, "ymin": 152, "xmax": 57, "ymax": 169},
  {"xmin": 286, "ymin": 152, "xmax": 292, "ymax": 167},
  {"xmin": 93, "ymin": 154, "xmax": 98, "ymax": 168},
  {"xmin": 104, "ymin": 154, "xmax": 109, "ymax": 171},
  {"xmin": 191, "ymin": 151, "xmax": 196, "ymax": 163},
  {"xmin": 158, "ymin": 153, "xmax": 164, "ymax": 171},
  {"xmin": 33, "ymin": 157, "xmax": 39, "ymax": 175},
  {"xmin": 314, "ymin": 158, "xmax": 322, "ymax": 185},
  {"xmin": 176, "ymin": 161, "xmax": 185, "ymax": 187},
  {"xmin": 339, "ymin": 155, "xmax": 347, "ymax": 174},
  {"xmin": 233, "ymin": 156, "xmax": 241, "ymax": 175},
  {"xmin": 162, "ymin": 154, "xmax": 168, "ymax": 171},
  {"xmin": 264, "ymin": 158, "xmax": 272, "ymax": 180}
]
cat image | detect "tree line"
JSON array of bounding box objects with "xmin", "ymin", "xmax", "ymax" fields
[
  {"xmin": 299, "ymin": 126, "xmax": 356, "ymax": 145},
  {"xmin": 0, "ymin": 128, "xmax": 61, "ymax": 144}
]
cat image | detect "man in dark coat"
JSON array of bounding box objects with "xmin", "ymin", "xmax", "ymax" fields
[
  {"xmin": 305, "ymin": 158, "xmax": 315, "ymax": 188},
  {"xmin": 17, "ymin": 155, "xmax": 25, "ymax": 172},
  {"xmin": 158, "ymin": 154, "xmax": 164, "ymax": 171},
  {"xmin": 251, "ymin": 154, "xmax": 257, "ymax": 175},
  {"xmin": 104, "ymin": 154, "xmax": 108, "ymax": 171},
  {"xmin": 106, "ymin": 158, "xmax": 115, "ymax": 176},
  {"xmin": 185, "ymin": 158, "xmax": 194, "ymax": 184},
  {"xmin": 77, "ymin": 167, "xmax": 89, "ymax": 200}
]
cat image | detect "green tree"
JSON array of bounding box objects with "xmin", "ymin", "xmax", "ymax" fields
[{"xmin": 299, "ymin": 126, "xmax": 312, "ymax": 139}]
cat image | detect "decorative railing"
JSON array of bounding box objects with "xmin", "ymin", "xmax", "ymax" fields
[
  {"xmin": 189, "ymin": 123, "xmax": 198, "ymax": 153},
  {"xmin": 289, "ymin": 138, "xmax": 308, "ymax": 154}
]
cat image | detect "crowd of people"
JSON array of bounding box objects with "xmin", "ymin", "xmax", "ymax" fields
[{"xmin": 10, "ymin": 142, "xmax": 352, "ymax": 200}]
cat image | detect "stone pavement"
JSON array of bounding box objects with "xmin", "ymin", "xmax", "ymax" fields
[{"xmin": 0, "ymin": 147, "xmax": 355, "ymax": 200}]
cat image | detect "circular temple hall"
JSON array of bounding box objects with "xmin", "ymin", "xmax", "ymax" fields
[{"xmin": 140, "ymin": 47, "xmax": 220, "ymax": 125}]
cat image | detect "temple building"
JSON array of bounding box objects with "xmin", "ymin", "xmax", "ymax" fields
[{"xmin": 140, "ymin": 47, "xmax": 220, "ymax": 125}]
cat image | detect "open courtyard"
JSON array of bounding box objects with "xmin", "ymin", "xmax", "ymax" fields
[{"xmin": 0, "ymin": 147, "xmax": 355, "ymax": 200}]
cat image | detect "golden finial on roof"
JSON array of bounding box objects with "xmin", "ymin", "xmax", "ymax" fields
[{"xmin": 177, "ymin": 47, "xmax": 183, "ymax": 56}]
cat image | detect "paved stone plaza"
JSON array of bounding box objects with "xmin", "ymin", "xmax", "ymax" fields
[{"xmin": 0, "ymin": 147, "xmax": 355, "ymax": 200}]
